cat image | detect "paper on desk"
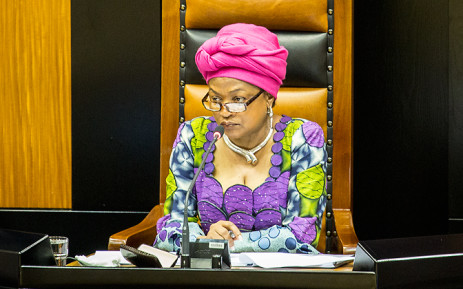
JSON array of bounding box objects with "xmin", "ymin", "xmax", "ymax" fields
[
  {"xmin": 235, "ymin": 252, "xmax": 354, "ymax": 269},
  {"xmin": 75, "ymin": 251, "xmax": 131, "ymax": 267}
]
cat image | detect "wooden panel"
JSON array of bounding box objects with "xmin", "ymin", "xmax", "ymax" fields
[
  {"xmin": 160, "ymin": 0, "xmax": 181, "ymax": 203},
  {"xmin": 185, "ymin": 0, "xmax": 327, "ymax": 32},
  {"xmin": 332, "ymin": 0, "xmax": 353, "ymax": 210},
  {"xmin": 0, "ymin": 0, "xmax": 71, "ymax": 208}
]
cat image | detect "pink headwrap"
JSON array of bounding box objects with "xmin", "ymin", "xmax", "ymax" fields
[{"xmin": 195, "ymin": 23, "xmax": 288, "ymax": 98}]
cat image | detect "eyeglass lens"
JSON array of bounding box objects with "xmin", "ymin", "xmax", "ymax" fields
[{"xmin": 203, "ymin": 89, "xmax": 263, "ymax": 113}]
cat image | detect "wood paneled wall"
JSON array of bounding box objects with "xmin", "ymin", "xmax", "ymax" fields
[
  {"xmin": 332, "ymin": 0, "xmax": 353, "ymax": 210},
  {"xmin": 160, "ymin": 0, "xmax": 180, "ymax": 203},
  {"xmin": 0, "ymin": 0, "xmax": 72, "ymax": 208}
]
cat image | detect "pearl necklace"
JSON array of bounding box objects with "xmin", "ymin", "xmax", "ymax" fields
[{"xmin": 223, "ymin": 117, "xmax": 273, "ymax": 165}]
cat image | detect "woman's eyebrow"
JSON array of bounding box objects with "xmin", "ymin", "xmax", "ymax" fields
[{"xmin": 209, "ymin": 88, "xmax": 246, "ymax": 95}]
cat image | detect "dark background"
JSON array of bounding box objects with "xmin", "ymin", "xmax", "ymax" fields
[
  {"xmin": 1, "ymin": 0, "xmax": 462, "ymax": 256},
  {"xmin": 71, "ymin": 0, "xmax": 160, "ymax": 212},
  {"xmin": 353, "ymin": 0, "xmax": 463, "ymax": 240},
  {"xmin": 354, "ymin": 0, "xmax": 453, "ymax": 240}
]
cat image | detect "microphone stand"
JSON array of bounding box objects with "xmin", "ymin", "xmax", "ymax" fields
[{"xmin": 181, "ymin": 126, "xmax": 223, "ymax": 268}]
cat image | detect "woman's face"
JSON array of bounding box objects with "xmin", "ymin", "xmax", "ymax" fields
[{"xmin": 208, "ymin": 77, "xmax": 274, "ymax": 147}]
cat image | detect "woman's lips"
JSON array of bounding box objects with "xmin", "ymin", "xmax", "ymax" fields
[{"xmin": 221, "ymin": 122, "xmax": 239, "ymax": 128}]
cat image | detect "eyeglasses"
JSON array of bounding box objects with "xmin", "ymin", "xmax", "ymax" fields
[{"xmin": 202, "ymin": 89, "xmax": 264, "ymax": 113}]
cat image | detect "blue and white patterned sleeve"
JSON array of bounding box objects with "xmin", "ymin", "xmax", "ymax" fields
[{"xmin": 153, "ymin": 121, "xmax": 205, "ymax": 252}]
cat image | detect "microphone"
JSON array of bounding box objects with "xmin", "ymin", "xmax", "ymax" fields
[{"xmin": 181, "ymin": 125, "xmax": 224, "ymax": 268}]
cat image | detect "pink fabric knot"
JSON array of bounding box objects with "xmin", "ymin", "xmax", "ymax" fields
[{"xmin": 195, "ymin": 23, "xmax": 288, "ymax": 98}]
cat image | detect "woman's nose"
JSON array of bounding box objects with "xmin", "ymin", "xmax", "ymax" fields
[{"xmin": 219, "ymin": 104, "xmax": 233, "ymax": 117}]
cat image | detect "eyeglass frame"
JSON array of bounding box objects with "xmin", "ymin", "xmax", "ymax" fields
[{"xmin": 202, "ymin": 88, "xmax": 265, "ymax": 113}]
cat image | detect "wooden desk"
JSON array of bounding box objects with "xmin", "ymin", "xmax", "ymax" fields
[{"xmin": 19, "ymin": 263, "xmax": 376, "ymax": 289}]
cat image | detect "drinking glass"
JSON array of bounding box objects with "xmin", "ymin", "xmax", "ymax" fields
[{"xmin": 49, "ymin": 236, "xmax": 69, "ymax": 266}]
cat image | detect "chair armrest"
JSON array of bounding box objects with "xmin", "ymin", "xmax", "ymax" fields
[
  {"xmin": 108, "ymin": 204, "xmax": 164, "ymax": 251},
  {"xmin": 333, "ymin": 208, "xmax": 358, "ymax": 255}
]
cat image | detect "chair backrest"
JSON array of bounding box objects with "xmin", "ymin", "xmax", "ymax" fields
[{"xmin": 160, "ymin": 0, "xmax": 356, "ymax": 254}]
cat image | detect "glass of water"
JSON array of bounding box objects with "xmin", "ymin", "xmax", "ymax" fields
[{"xmin": 49, "ymin": 236, "xmax": 69, "ymax": 266}]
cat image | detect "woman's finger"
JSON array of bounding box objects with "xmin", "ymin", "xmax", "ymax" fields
[
  {"xmin": 218, "ymin": 221, "xmax": 242, "ymax": 241},
  {"xmin": 209, "ymin": 223, "xmax": 232, "ymax": 240}
]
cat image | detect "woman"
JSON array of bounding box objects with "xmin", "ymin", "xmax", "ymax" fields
[{"xmin": 154, "ymin": 23, "xmax": 327, "ymax": 254}]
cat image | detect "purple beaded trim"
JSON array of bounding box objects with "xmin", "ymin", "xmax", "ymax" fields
[
  {"xmin": 203, "ymin": 117, "xmax": 217, "ymax": 175},
  {"xmin": 280, "ymin": 115, "xmax": 291, "ymax": 123},
  {"xmin": 205, "ymin": 131, "xmax": 214, "ymax": 142},
  {"xmin": 268, "ymin": 115, "xmax": 291, "ymax": 180}
]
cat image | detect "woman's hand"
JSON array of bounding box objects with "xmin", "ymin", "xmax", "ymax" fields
[{"xmin": 197, "ymin": 220, "xmax": 242, "ymax": 249}]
